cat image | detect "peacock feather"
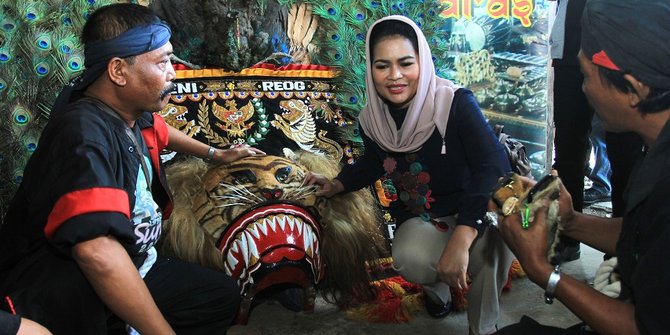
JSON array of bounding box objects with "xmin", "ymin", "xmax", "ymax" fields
[
  {"xmin": 0, "ymin": 0, "xmax": 116, "ymax": 219},
  {"xmin": 276, "ymin": 0, "xmax": 448, "ymax": 160}
]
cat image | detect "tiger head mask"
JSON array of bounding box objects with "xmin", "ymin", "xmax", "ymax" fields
[{"xmin": 162, "ymin": 150, "xmax": 388, "ymax": 305}]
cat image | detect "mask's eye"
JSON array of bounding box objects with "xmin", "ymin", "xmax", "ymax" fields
[
  {"xmin": 230, "ymin": 170, "xmax": 257, "ymax": 184},
  {"xmin": 275, "ymin": 166, "xmax": 292, "ymax": 183}
]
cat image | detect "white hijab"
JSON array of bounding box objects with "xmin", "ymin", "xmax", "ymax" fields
[{"xmin": 358, "ymin": 15, "xmax": 458, "ymax": 153}]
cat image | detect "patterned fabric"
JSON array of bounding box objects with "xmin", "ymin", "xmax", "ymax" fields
[
  {"xmin": 380, "ymin": 155, "xmax": 435, "ymax": 222},
  {"xmin": 161, "ymin": 64, "xmax": 357, "ymax": 162}
]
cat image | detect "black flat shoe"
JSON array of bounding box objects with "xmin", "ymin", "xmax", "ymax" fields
[
  {"xmin": 584, "ymin": 188, "xmax": 611, "ymax": 206},
  {"xmin": 424, "ymin": 296, "xmax": 452, "ymax": 319}
]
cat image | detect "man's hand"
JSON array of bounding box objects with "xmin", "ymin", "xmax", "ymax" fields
[
  {"xmin": 73, "ymin": 236, "xmax": 175, "ymax": 335},
  {"xmin": 497, "ymin": 202, "xmax": 553, "ymax": 284},
  {"xmin": 553, "ymin": 173, "xmax": 577, "ymax": 230},
  {"xmin": 212, "ymin": 144, "xmax": 265, "ymax": 164},
  {"xmin": 165, "ymin": 124, "xmax": 264, "ymax": 164}
]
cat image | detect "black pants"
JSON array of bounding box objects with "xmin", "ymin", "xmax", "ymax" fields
[
  {"xmin": 553, "ymin": 66, "xmax": 593, "ymax": 213},
  {"xmin": 497, "ymin": 315, "xmax": 597, "ymax": 335},
  {"xmin": 1, "ymin": 248, "xmax": 240, "ymax": 335},
  {"xmin": 553, "ymin": 66, "xmax": 593, "ymax": 251}
]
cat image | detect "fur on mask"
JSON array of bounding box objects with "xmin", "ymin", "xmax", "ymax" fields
[{"xmin": 161, "ymin": 150, "xmax": 389, "ymax": 304}]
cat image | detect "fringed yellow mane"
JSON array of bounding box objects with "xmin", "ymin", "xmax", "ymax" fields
[
  {"xmin": 290, "ymin": 150, "xmax": 389, "ymax": 303},
  {"xmin": 160, "ymin": 158, "xmax": 224, "ymax": 271},
  {"xmin": 161, "ymin": 151, "xmax": 389, "ymax": 305}
]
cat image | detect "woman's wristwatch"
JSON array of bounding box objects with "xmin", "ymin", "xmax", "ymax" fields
[{"xmin": 544, "ymin": 264, "xmax": 561, "ymax": 304}]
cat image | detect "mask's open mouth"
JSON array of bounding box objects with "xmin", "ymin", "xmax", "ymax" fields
[{"xmin": 217, "ymin": 202, "xmax": 324, "ymax": 292}]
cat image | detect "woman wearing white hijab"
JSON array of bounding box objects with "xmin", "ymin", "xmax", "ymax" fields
[{"xmin": 306, "ymin": 15, "xmax": 512, "ymax": 335}]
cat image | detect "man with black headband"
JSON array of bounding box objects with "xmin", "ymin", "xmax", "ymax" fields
[
  {"xmin": 493, "ymin": 0, "xmax": 670, "ymax": 334},
  {"xmin": 0, "ymin": 4, "xmax": 263, "ymax": 334}
]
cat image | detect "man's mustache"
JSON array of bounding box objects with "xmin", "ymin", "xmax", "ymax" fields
[{"xmin": 160, "ymin": 83, "xmax": 176, "ymax": 99}]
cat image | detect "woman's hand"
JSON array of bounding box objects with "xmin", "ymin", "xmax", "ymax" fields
[
  {"xmin": 304, "ymin": 172, "xmax": 343, "ymax": 198},
  {"xmin": 436, "ymin": 225, "xmax": 476, "ymax": 289},
  {"xmin": 211, "ymin": 144, "xmax": 265, "ymax": 164}
]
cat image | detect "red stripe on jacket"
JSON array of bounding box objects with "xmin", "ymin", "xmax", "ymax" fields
[
  {"xmin": 45, "ymin": 188, "xmax": 130, "ymax": 239},
  {"xmin": 142, "ymin": 113, "xmax": 169, "ymax": 172},
  {"xmin": 141, "ymin": 113, "xmax": 173, "ymax": 218}
]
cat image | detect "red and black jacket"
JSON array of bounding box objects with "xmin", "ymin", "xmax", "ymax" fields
[{"xmin": 0, "ymin": 99, "xmax": 173, "ymax": 277}]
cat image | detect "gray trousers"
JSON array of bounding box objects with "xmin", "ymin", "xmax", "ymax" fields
[{"xmin": 392, "ymin": 216, "xmax": 514, "ymax": 335}]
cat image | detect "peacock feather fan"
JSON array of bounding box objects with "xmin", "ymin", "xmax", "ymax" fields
[{"xmin": 0, "ymin": 0, "xmax": 116, "ymax": 219}]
